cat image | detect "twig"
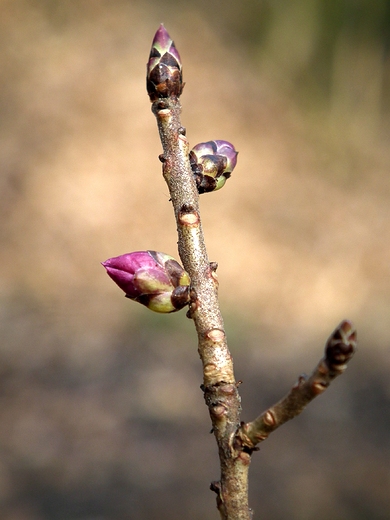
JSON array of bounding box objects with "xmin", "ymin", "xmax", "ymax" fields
[
  {"xmin": 143, "ymin": 25, "xmax": 357, "ymax": 520},
  {"xmin": 237, "ymin": 320, "xmax": 357, "ymax": 449},
  {"xmin": 148, "ymin": 25, "xmax": 250, "ymax": 520}
]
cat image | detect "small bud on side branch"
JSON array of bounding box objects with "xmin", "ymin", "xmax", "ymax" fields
[
  {"xmin": 325, "ymin": 319, "xmax": 357, "ymax": 373},
  {"xmin": 237, "ymin": 321, "xmax": 357, "ymax": 451}
]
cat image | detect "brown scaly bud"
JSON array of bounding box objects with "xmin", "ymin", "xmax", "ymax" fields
[
  {"xmin": 147, "ymin": 24, "xmax": 183, "ymax": 102},
  {"xmin": 325, "ymin": 320, "xmax": 357, "ymax": 371}
]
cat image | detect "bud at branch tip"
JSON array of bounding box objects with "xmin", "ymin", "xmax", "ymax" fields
[{"xmin": 147, "ymin": 24, "xmax": 183, "ymax": 102}]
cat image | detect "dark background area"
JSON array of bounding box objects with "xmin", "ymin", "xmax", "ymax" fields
[{"xmin": 1, "ymin": 1, "xmax": 390, "ymax": 518}]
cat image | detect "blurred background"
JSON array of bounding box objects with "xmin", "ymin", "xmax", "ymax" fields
[{"xmin": 1, "ymin": 0, "xmax": 390, "ymax": 518}]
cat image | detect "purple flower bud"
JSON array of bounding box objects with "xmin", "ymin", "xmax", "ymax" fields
[
  {"xmin": 102, "ymin": 251, "xmax": 191, "ymax": 313},
  {"xmin": 147, "ymin": 24, "xmax": 183, "ymax": 102},
  {"xmin": 189, "ymin": 140, "xmax": 238, "ymax": 194}
]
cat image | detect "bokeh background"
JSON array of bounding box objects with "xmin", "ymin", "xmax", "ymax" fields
[{"xmin": 1, "ymin": 0, "xmax": 390, "ymax": 518}]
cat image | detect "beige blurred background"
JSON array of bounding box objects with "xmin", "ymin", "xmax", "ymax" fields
[{"xmin": 1, "ymin": 0, "xmax": 389, "ymax": 518}]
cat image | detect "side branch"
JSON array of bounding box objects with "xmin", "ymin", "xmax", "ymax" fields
[{"xmin": 237, "ymin": 320, "xmax": 357, "ymax": 450}]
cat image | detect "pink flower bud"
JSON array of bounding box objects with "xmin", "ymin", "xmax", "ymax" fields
[{"xmin": 102, "ymin": 251, "xmax": 191, "ymax": 313}]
